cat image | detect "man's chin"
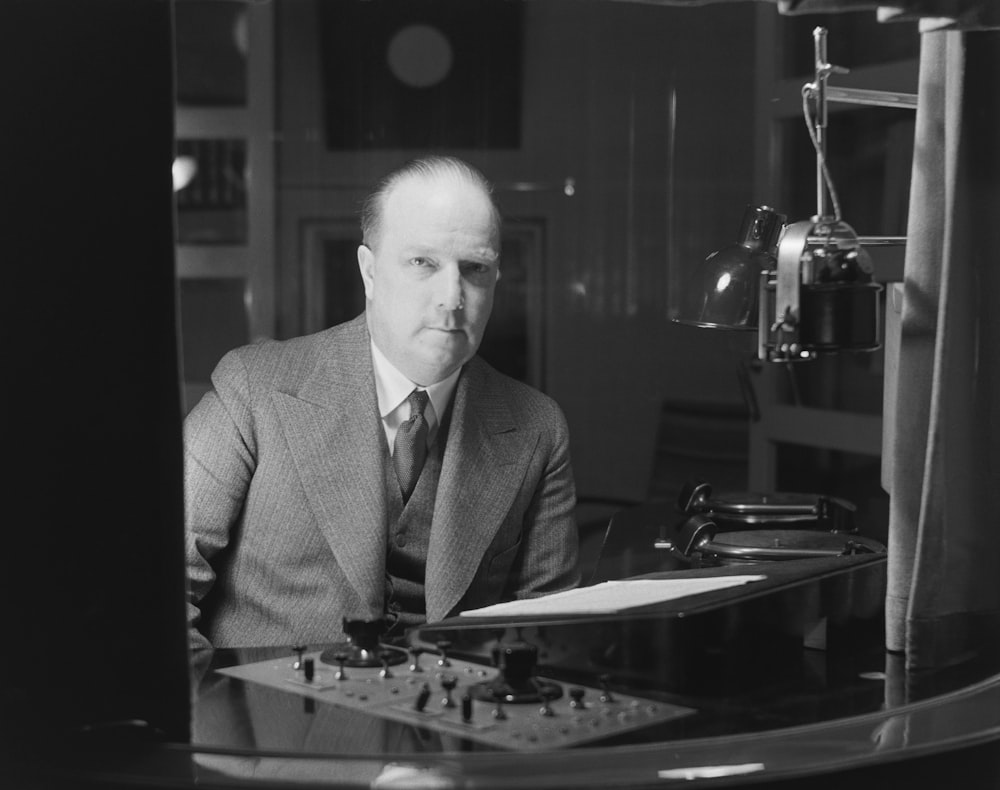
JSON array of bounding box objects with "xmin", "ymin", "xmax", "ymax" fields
[{"xmin": 415, "ymin": 344, "xmax": 476, "ymax": 383}]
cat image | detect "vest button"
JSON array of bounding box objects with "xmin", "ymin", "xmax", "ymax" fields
[{"xmin": 395, "ymin": 534, "xmax": 407, "ymax": 547}]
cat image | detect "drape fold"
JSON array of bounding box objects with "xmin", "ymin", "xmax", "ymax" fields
[{"xmin": 886, "ymin": 29, "xmax": 1000, "ymax": 669}]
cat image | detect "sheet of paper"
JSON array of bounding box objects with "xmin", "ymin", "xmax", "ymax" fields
[{"xmin": 459, "ymin": 575, "xmax": 767, "ymax": 618}]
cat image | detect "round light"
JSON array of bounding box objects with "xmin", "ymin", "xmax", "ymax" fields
[{"xmin": 386, "ymin": 25, "xmax": 453, "ymax": 88}]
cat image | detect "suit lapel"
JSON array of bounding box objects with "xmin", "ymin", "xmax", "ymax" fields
[
  {"xmin": 425, "ymin": 361, "xmax": 538, "ymax": 620},
  {"xmin": 271, "ymin": 319, "xmax": 388, "ymax": 617},
  {"xmin": 267, "ymin": 322, "xmax": 535, "ymax": 623}
]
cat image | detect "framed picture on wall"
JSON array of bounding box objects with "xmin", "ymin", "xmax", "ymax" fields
[{"xmin": 317, "ymin": 0, "xmax": 523, "ymax": 150}]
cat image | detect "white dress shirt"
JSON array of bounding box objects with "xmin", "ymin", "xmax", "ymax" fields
[{"xmin": 370, "ymin": 341, "xmax": 461, "ymax": 454}]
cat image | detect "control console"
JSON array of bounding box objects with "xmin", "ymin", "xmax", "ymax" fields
[{"xmin": 217, "ymin": 624, "xmax": 695, "ymax": 751}]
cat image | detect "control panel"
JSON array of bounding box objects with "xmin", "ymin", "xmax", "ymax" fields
[{"xmin": 217, "ymin": 640, "xmax": 695, "ymax": 751}]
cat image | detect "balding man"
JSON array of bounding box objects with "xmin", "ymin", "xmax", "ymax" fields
[{"xmin": 184, "ymin": 156, "xmax": 580, "ymax": 651}]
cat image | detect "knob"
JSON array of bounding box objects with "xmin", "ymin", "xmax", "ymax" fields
[
  {"xmin": 408, "ymin": 647, "xmax": 425, "ymax": 673},
  {"xmin": 491, "ymin": 688, "xmax": 507, "ymax": 721},
  {"xmin": 342, "ymin": 617, "xmax": 383, "ymax": 647},
  {"xmin": 538, "ymin": 685, "xmax": 556, "ymax": 717},
  {"xmin": 414, "ymin": 682, "xmax": 431, "ymax": 712},
  {"xmin": 469, "ymin": 637, "xmax": 562, "ymax": 704},
  {"xmin": 440, "ymin": 673, "xmax": 458, "ymax": 708},
  {"xmin": 599, "ymin": 674, "xmax": 616, "ymax": 704},
  {"xmin": 497, "ymin": 640, "xmax": 538, "ymax": 687},
  {"xmin": 333, "ymin": 652, "xmax": 348, "ymax": 681},
  {"xmin": 569, "ymin": 687, "xmax": 587, "ymax": 709},
  {"xmin": 436, "ymin": 640, "xmax": 452, "ymax": 667}
]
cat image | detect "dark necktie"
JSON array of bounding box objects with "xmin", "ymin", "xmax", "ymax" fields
[{"xmin": 393, "ymin": 389, "xmax": 429, "ymax": 502}]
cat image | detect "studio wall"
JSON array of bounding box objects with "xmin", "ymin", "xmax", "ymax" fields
[{"xmin": 274, "ymin": 0, "xmax": 760, "ymax": 501}]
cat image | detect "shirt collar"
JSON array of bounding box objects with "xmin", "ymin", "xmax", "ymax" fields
[{"xmin": 370, "ymin": 341, "xmax": 461, "ymax": 426}]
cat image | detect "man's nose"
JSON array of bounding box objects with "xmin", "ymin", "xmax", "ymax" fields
[{"xmin": 435, "ymin": 266, "xmax": 465, "ymax": 311}]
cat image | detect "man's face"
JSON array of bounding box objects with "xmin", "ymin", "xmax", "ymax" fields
[{"xmin": 358, "ymin": 172, "xmax": 500, "ymax": 386}]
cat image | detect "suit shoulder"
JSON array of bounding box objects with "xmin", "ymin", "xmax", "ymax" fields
[
  {"xmin": 215, "ymin": 315, "xmax": 365, "ymax": 388},
  {"xmin": 469, "ymin": 357, "xmax": 566, "ymax": 421}
]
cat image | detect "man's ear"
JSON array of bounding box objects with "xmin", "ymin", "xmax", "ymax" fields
[{"xmin": 358, "ymin": 244, "xmax": 375, "ymax": 300}]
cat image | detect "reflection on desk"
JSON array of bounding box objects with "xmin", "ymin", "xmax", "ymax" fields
[{"xmin": 182, "ymin": 553, "xmax": 1000, "ymax": 788}]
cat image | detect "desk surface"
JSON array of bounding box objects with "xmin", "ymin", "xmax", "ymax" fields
[
  {"xmin": 13, "ymin": 526, "xmax": 999, "ymax": 789},
  {"xmin": 178, "ymin": 553, "xmax": 1000, "ymax": 789}
]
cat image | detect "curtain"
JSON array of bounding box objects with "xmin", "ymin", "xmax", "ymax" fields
[{"xmin": 884, "ymin": 27, "xmax": 1000, "ymax": 670}]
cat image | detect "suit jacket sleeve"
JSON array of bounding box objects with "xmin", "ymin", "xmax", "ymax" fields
[
  {"xmin": 183, "ymin": 348, "xmax": 258, "ymax": 650},
  {"xmin": 500, "ymin": 397, "xmax": 581, "ymax": 601}
]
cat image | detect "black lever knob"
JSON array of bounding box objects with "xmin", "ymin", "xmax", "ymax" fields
[
  {"xmin": 497, "ymin": 640, "xmax": 538, "ymax": 687},
  {"xmin": 342, "ymin": 617, "xmax": 385, "ymax": 652},
  {"xmin": 414, "ymin": 682, "xmax": 431, "ymax": 712},
  {"xmin": 440, "ymin": 673, "xmax": 458, "ymax": 708},
  {"xmin": 599, "ymin": 674, "xmax": 616, "ymax": 704},
  {"xmin": 321, "ymin": 617, "xmax": 405, "ymax": 670},
  {"xmin": 470, "ymin": 637, "xmax": 562, "ymax": 705},
  {"xmin": 538, "ymin": 684, "xmax": 556, "ymax": 717},
  {"xmin": 333, "ymin": 651, "xmax": 348, "ymax": 681},
  {"xmin": 408, "ymin": 647, "xmax": 425, "ymax": 673},
  {"xmin": 491, "ymin": 688, "xmax": 507, "ymax": 721}
]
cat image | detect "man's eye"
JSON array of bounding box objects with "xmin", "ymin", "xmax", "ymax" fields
[
  {"xmin": 411, "ymin": 257, "xmax": 433, "ymax": 267},
  {"xmin": 462, "ymin": 262, "xmax": 490, "ymax": 276}
]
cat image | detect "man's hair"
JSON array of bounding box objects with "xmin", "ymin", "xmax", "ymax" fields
[{"xmin": 360, "ymin": 155, "xmax": 502, "ymax": 250}]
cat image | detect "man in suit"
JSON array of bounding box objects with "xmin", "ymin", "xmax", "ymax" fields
[{"xmin": 185, "ymin": 156, "xmax": 580, "ymax": 651}]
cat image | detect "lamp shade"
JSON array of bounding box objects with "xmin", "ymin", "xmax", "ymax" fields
[{"xmin": 674, "ymin": 205, "xmax": 785, "ymax": 330}]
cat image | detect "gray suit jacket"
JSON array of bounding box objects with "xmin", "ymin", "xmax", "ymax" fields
[{"xmin": 185, "ymin": 314, "xmax": 579, "ymax": 649}]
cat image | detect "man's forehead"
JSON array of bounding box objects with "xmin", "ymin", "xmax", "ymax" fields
[{"xmin": 382, "ymin": 172, "xmax": 499, "ymax": 244}]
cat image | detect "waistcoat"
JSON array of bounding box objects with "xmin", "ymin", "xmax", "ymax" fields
[{"xmin": 383, "ymin": 414, "xmax": 451, "ymax": 639}]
